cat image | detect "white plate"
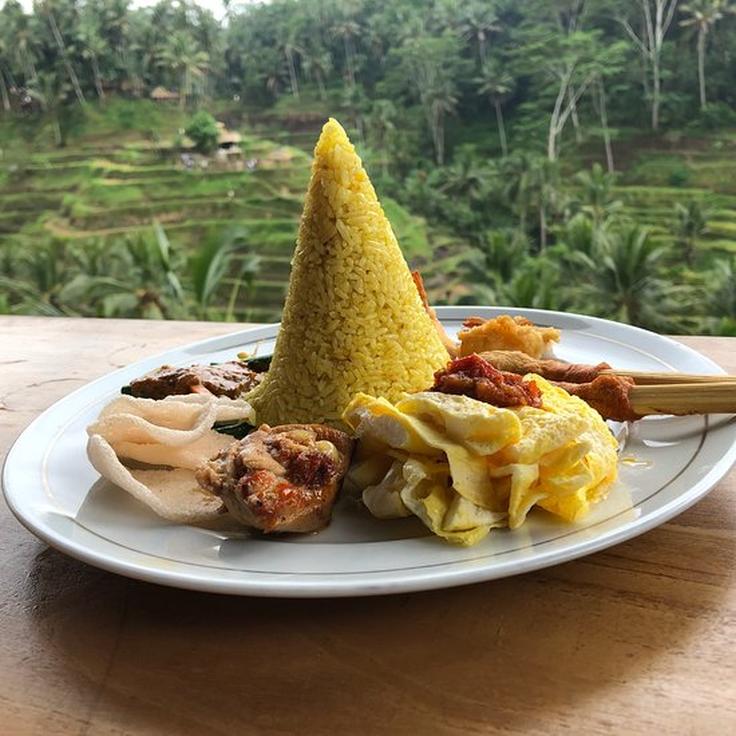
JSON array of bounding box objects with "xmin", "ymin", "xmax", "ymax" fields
[{"xmin": 4, "ymin": 307, "xmax": 736, "ymax": 597}]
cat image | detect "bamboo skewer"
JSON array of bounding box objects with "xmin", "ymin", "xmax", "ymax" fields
[
  {"xmin": 605, "ymin": 369, "xmax": 736, "ymax": 385},
  {"xmin": 630, "ymin": 382, "xmax": 736, "ymax": 416}
]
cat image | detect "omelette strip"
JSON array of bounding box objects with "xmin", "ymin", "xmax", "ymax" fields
[{"xmin": 343, "ymin": 381, "xmax": 619, "ymax": 545}]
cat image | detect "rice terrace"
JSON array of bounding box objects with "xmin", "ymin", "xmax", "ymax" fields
[{"xmin": 3, "ymin": 0, "xmax": 736, "ymax": 333}]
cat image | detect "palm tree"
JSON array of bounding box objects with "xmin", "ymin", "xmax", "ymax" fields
[
  {"xmin": 301, "ymin": 47, "xmax": 332, "ymax": 100},
  {"xmin": 331, "ymin": 16, "xmax": 360, "ymax": 90},
  {"xmin": 0, "ymin": 237, "xmax": 75, "ymax": 316},
  {"xmin": 475, "ymin": 60, "xmax": 513, "ymax": 157},
  {"xmin": 40, "ymin": 1, "xmax": 86, "ymax": 105},
  {"xmin": 580, "ymin": 225, "xmax": 691, "ymax": 329},
  {"xmin": 426, "ymin": 75, "xmax": 457, "ymax": 166},
  {"xmin": 709, "ymin": 258, "xmax": 736, "ymax": 333},
  {"xmin": 187, "ymin": 228, "xmax": 259, "ymax": 320},
  {"xmin": 501, "ymin": 152, "xmax": 537, "ymax": 236},
  {"xmin": 528, "ymin": 159, "xmax": 565, "ymax": 250},
  {"xmin": 680, "ymin": 1, "xmax": 734, "ymax": 109},
  {"xmin": 69, "ymin": 224, "xmax": 186, "ymax": 319},
  {"xmin": 673, "ymin": 199, "xmax": 711, "ymax": 266},
  {"xmin": 78, "ymin": 20, "xmax": 107, "ymax": 100},
  {"xmin": 367, "ymin": 99, "xmax": 397, "ymax": 175},
  {"xmin": 574, "ymin": 163, "xmax": 622, "ymax": 226},
  {"xmin": 0, "ymin": 36, "xmax": 11, "ymax": 112},
  {"xmin": 157, "ymin": 31, "xmax": 209, "ymax": 109},
  {"xmin": 458, "ymin": 2, "xmax": 500, "ymax": 65},
  {"xmin": 27, "ymin": 68, "xmax": 71, "ymax": 146}
]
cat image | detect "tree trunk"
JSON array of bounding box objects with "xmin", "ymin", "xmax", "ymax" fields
[
  {"xmin": 92, "ymin": 55, "xmax": 105, "ymax": 101},
  {"xmin": 478, "ymin": 33, "xmax": 487, "ymax": 65},
  {"xmin": 52, "ymin": 115, "xmax": 62, "ymax": 147},
  {"xmin": 316, "ymin": 69, "xmax": 326, "ymax": 100},
  {"xmin": 651, "ymin": 55, "xmax": 660, "ymax": 130},
  {"xmin": 697, "ymin": 27, "xmax": 707, "ymax": 110},
  {"xmin": 344, "ymin": 37, "xmax": 355, "ymax": 88},
  {"xmin": 494, "ymin": 98, "xmax": 508, "ymax": 157},
  {"xmin": 597, "ymin": 77, "xmax": 615, "ymax": 173},
  {"xmin": 47, "ymin": 9, "xmax": 86, "ymax": 106},
  {"xmin": 285, "ymin": 47, "xmax": 299, "ymax": 99},
  {"xmin": 568, "ymin": 86, "xmax": 582, "ymax": 143},
  {"xmin": 0, "ymin": 70, "xmax": 10, "ymax": 113},
  {"xmin": 431, "ymin": 105, "xmax": 444, "ymax": 165},
  {"xmin": 539, "ymin": 202, "xmax": 547, "ymax": 250}
]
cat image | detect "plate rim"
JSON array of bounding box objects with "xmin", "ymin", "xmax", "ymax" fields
[{"xmin": 4, "ymin": 306, "xmax": 736, "ymax": 597}]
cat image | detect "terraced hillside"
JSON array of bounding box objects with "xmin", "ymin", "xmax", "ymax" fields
[
  {"xmin": 0, "ymin": 128, "xmax": 467, "ymax": 321},
  {"xmin": 613, "ymin": 135, "xmax": 736, "ymax": 257}
]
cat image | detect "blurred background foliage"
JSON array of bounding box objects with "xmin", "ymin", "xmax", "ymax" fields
[{"xmin": 1, "ymin": 0, "xmax": 736, "ymax": 333}]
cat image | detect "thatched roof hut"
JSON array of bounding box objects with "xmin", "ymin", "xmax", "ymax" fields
[{"xmin": 150, "ymin": 86, "xmax": 179, "ymax": 102}]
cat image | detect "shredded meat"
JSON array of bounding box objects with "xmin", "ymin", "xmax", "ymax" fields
[
  {"xmin": 196, "ymin": 424, "xmax": 354, "ymax": 533},
  {"xmin": 127, "ymin": 361, "xmax": 263, "ymax": 400},
  {"xmin": 480, "ymin": 350, "xmax": 611, "ymax": 383},
  {"xmin": 432, "ymin": 354, "xmax": 542, "ymax": 408},
  {"xmin": 553, "ymin": 375, "xmax": 641, "ymax": 422}
]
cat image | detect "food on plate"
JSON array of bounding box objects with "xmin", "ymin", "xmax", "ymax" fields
[
  {"xmin": 84, "ymin": 116, "xmax": 650, "ymax": 544},
  {"xmin": 87, "ymin": 393, "xmax": 255, "ymax": 523},
  {"xmin": 245, "ymin": 118, "xmax": 449, "ymax": 427},
  {"xmin": 412, "ymin": 271, "xmax": 458, "ymax": 356},
  {"xmin": 551, "ymin": 375, "xmax": 640, "ymax": 422},
  {"xmin": 124, "ymin": 360, "xmax": 263, "ymax": 400},
  {"xmin": 436, "ymin": 353, "xmax": 639, "ymax": 422},
  {"xmin": 432, "ymin": 354, "xmax": 542, "ymax": 408},
  {"xmin": 197, "ymin": 424, "xmax": 354, "ymax": 533},
  {"xmin": 458, "ymin": 315, "xmax": 560, "ymax": 358},
  {"xmin": 343, "ymin": 376, "xmax": 619, "ymax": 545},
  {"xmin": 481, "ymin": 350, "xmax": 611, "ymax": 383}
]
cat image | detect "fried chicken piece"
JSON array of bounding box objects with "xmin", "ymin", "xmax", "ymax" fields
[
  {"xmin": 127, "ymin": 361, "xmax": 263, "ymax": 400},
  {"xmin": 432, "ymin": 354, "xmax": 542, "ymax": 408},
  {"xmin": 196, "ymin": 424, "xmax": 354, "ymax": 533},
  {"xmin": 480, "ymin": 350, "xmax": 611, "ymax": 383},
  {"xmin": 552, "ymin": 375, "xmax": 641, "ymax": 423},
  {"xmin": 412, "ymin": 271, "xmax": 456, "ymax": 356},
  {"xmin": 458, "ymin": 315, "xmax": 560, "ymax": 359}
]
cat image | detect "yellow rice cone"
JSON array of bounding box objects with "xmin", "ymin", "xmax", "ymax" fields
[{"xmin": 247, "ymin": 118, "xmax": 449, "ymax": 426}]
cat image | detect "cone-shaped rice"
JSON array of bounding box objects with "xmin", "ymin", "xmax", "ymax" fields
[{"xmin": 247, "ymin": 118, "xmax": 449, "ymax": 426}]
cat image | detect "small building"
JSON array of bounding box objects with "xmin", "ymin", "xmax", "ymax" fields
[
  {"xmin": 216, "ymin": 121, "xmax": 243, "ymax": 151},
  {"xmin": 150, "ymin": 86, "xmax": 179, "ymax": 103}
]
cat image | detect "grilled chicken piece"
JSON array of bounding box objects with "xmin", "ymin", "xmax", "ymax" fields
[
  {"xmin": 196, "ymin": 424, "xmax": 354, "ymax": 533},
  {"xmin": 126, "ymin": 361, "xmax": 263, "ymax": 400}
]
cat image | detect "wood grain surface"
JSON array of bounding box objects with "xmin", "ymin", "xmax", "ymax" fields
[{"xmin": 1, "ymin": 316, "xmax": 735, "ymax": 735}]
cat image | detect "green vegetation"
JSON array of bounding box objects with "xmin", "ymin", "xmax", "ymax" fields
[
  {"xmin": 2, "ymin": 0, "xmax": 736, "ymax": 333},
  {"xmin": 185, "ymin": 110, "xmax": 219, "ymax": 153}
]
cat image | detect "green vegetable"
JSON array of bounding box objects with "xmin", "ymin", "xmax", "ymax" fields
[
  {"xmin": 244, "ymin": 355, "xmax": 272, "ymax": 373},
  {"xmin": 213, "ymin": 419, "xmax": 255, "ymax": 439}
]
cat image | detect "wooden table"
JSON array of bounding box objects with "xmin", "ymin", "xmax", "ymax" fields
[{"xmin": 1, "ymin": 316, "xmax": 735, "ymax": 735}]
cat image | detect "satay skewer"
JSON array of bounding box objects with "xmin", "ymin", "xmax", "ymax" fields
[
  {"xmin": 604, "ymin": 369, "xmax": 736, "ymax": 385},
  {"xmin": 628, "ymin": 382, "xmax": 736, "ymax": 416},
  {"xmin": 480, "ymin": 350, "xmax": 736, "ymax": 387}
]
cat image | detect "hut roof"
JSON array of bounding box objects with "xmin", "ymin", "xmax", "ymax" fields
[{"xmin": 150, "ymin": 86, "xmax": 179, "ymax": 101}]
